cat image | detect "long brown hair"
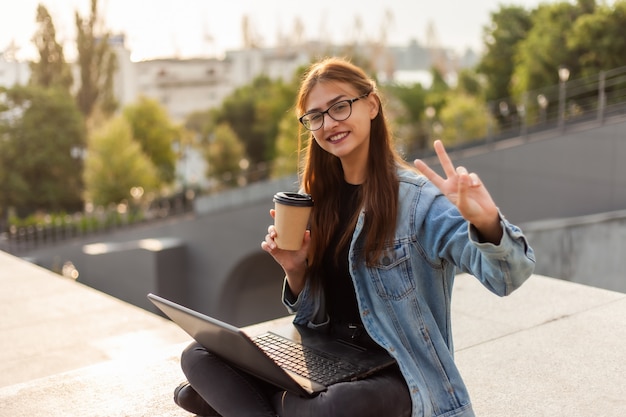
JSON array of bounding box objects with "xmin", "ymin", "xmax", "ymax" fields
[{"xmin": 296, "ymin": 57, "xmax": 408, "ymax": 275}]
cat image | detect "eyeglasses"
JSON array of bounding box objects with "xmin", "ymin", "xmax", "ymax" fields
[{"xmin": 298, "ymin": 92, "xmax": 370, "ymax": 131}]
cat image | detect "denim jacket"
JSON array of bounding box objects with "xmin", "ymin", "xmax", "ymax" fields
[{"xmin": 283, "ymin": 168, "xmax": 536, "ymax": 417}]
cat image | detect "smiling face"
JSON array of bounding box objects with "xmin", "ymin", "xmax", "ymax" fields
[{"xmin": 304, "ymin": 81, "xmax": 379, "ymax": 179}]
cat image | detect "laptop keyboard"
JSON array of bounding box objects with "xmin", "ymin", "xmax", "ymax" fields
[{"xmin": 253, "ymin": 333, "xmax": 360, "ymax": 385}]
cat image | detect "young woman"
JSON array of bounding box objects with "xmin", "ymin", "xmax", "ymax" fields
[{"xmin": 174, "ymin": 57, "xmax": 535, "ymax": 417}]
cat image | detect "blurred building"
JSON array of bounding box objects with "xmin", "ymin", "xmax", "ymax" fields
[
  {"xmin": 135, "ymin": 57, "xmax": 231, "ymax": 122},
  {"xmin": 0, "ymin": 44, "xmax": 30, "ymax": 87},
  {"xmin": 109, "ymin": 34, "xmax": 138, "ymax": 110},
  {"xmin": 1, "ymin": 35, "xmax": 474, "ymax": 190},
  {"xmin": 131, "ymin": 48, "xmax": 311, "ymax": 122},
  {"xmin": 1, "ymin": 34, "xmax": 474, "ymax": 123}
]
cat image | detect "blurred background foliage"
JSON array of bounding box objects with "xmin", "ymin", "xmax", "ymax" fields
[{"xmin": 2, "ymin": 0, "xmax": 626, "ymax": 231}]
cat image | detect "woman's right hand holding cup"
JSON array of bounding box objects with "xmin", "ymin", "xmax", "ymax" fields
[{"xmin": 261, "ymin": 209, "xmax": 310, "ymax": 296}]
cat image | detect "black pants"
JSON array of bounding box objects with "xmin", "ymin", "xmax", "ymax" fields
[{"xmin": 181, "ymin": 341, "xmax": 412, "ymax": 417}]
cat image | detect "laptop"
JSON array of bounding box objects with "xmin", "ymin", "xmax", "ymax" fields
[{"xmin": 147, "ymin": 293, "xmax": 396, "ymax": 397}]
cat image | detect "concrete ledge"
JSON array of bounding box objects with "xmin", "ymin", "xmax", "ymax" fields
[
  {"xmin": 0, "ymin": 250, "xmax": 193, "ymax": 416},
  {"xmin": 0, "ymin": 341, "xmax": 190, "ymax": 417},
  {"xmin": 452, "ymin": 274, "xmax": 626, "ymax": 416},
  {"xmin": 1, "ymin": 250, "xmax": 625, "ymax": 416},
  {"xmin": 0, "ymin": 251, "xmax": 191, "ymax": 388}
]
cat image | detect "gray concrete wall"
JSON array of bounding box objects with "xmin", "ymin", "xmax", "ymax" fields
[
  {"xmin": 14, "ymin": 117, "xmax": 626, "ymax": 327},
  {"xmin": 79, "ymin": 238, "xmax": 188, "ymax": 313},
  {"xmin": 18, "ymin": 176, "xmax": 300, "ymax": 327},
  {"xmin": 522, "ymin": 210, "xmax": 626, "ymax": 294}
]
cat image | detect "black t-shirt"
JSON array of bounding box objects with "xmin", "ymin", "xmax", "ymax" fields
[{"xmin": 320, "ymin": 180, "xmax": 367, "ymax": 338}]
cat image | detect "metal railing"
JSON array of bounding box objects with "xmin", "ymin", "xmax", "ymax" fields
[
  {"xmin": 413, "ymin": 65, "xmax": 626, "ymax": 159},
  {"xmin": 0, "ymin": 192, "xmax": 195, "ymax": 255},
  {"xmin": 486, "ymin": 66, "xmax": 626, "ymax": 143}
]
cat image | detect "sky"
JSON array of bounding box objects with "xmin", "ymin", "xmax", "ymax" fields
[{"xmin": 1, "ymin": 0, "xmax": 551, "ymax": 62}]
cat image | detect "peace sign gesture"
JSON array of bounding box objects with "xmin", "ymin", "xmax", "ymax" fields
[{"xmin": 413, "ymin": 140, "xmax": 503, "ymax": 244}]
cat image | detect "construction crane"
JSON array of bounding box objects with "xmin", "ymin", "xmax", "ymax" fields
[
  {"xmin": 242, "ymin": 15, "xmax": 262, "ymax": 49},
  {"xmin": 425, "ymin": 20, "xmax": 448, "ymax": 77},
  {"xmin": 368, "ymin": 9, "xmax": 395, "ymax": 82}
]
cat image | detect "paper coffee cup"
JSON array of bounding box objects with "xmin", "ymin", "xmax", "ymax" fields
[{"xmin": 273, "ymin": 192, "xmax": 314, "ymax": 250}]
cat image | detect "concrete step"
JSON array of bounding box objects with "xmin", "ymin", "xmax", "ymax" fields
[
  {"xmin": 2, "ymin": 250, "xmax": 626, "ymax": 416},
  {"xmin": 0, "ymin": 251, "xmax": 193, "ymax": 416},
  {"xmin": 0, "ymin": 341, "xmax": 192, "ymax": 417}
]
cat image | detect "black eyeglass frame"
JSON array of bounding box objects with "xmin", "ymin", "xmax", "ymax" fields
[{"xmin": 298, "ymin": 92, "xmax": 371, "ymax": 131}]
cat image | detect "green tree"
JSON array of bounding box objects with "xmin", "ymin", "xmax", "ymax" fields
[
  {"xmin": 217, "ymin": 75, "xmax": 295, "ymax": 173},
  {"xmin": 29, "ymin": 4, "xmax": 73, "ymax": 91},
  {"xmin": 456, "ymin": 68, "xmax": 486, "ymax": 98},
  {"xmin": 476, "ymin": 5, "xmax": 533, "ymax": 101},
  {"xmin": 577, "ymin": 0, "xmax": 597, "ymax": 14},
  {"xmin": 511, "ymin": 2, "xmax": 592, "ymax": 97},
  {"xmin": 0, "ymin": 85, "xmax": 85, "ymax": 216},
  {"xmin": 123, "ymin": 97, "xmax": 178, "ymax": 184},
  {"xmin": 204, "ymin": 123, "xmax": 246, "ymax": 188},
  {"xmin": 185, "ymin": 109, "xmax": 218, "ymax": 142},
  {"xmin": 271, "ymin": 111, "xmax": 302, "ymax": 178},
  {"xmin": 438, "ymin": 92, "xmax": 494, "ymax": 146},
  {"xmin": 568, "ymin": 1, "xmax": 626, "ymax": 74},
  {"xmin": 75, "ymin": 0, "xmax": 117, "ymax": 118},
  {"xmin": 384, "ymin": 82, "xmax": 429, "ymax": 155},
  {"xmin": 83, "ymin": 115, "xmax": 159, "ymax": 206},
  {"xmin": 426, "ymin": 66, "xmax": 452, "ymax": 113}
]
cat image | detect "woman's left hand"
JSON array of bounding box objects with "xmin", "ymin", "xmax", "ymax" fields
[{"xmin": 414, "ymin": 140, "xmax": 502, "ymax": 244}]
